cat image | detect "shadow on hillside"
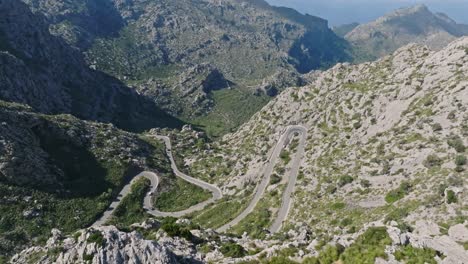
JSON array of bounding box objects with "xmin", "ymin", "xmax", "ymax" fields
[
  {"xmin": 30, "ymin": 120, "xmax": 138, "ymax": 198},
  {"xmin": 0, "ymin": 0, "xmax": 185, "ymax": 133}
]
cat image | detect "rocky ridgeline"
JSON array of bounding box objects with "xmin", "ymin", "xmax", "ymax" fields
[
  {"xmin": 11, "ymin": 226, "xmax": 177, "ymax": 264},
  {"xmin": 12, "ymin": 217, "xmax": 468, "ymax": 263},
  {"xmin": 346, "ymin": 4, "xmax": 468, "ymax": 59}
]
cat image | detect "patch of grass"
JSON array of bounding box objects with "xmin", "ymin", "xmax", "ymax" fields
[
  {"xmin": 230, "ymin": 198, "xmax": 272, "ymax": 239},
  {"xmin": 154, "ymin": 177, "xmax": 211, "ymax": 212},
  {"xmin": 189, "ymin": 87, "xmax": 270, "ymax": 138},
  {"xmin": 262, "ymin": 256, "xmax": 298, "ymax": 263},
  {"xmin": 107, "ymin": 178, "xmax": 151, "ymax": 228},
  {"xmin": 385, "ymin": 182, "xmax": 411, "ymax": 204},
  {"xmin": 340, "ymin": 227, "xmax": 392, "ymax": 263},
  {"xmin": 394, "ymin": 245, "xmax": 438, "ymax": 264},
  {"xmin": 0, "ymin": 182, "xmax": 113, "ymax": 257},
  {"xmin": 318, "ymin": 245, "xmax": 344, "ymax": 264},
  {"xmin": 343, "ymin": 82, "xmax": 371, "ymax": 93},
  {"xmin": 331, "ymin": 202, "xmax": 346, "ymax": 210},
  {"xmin": 191, "ymin": 197, "xmax": 247, "ymax": 229}
]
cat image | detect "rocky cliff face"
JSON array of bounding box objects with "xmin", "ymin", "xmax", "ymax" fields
[
  {"xmin": 0, "ymin": 0, "xmax": 181, "ymax": 132},
  {"xmin": 346, "ymin": 4, "xmax": 468, "ymax": 60}
]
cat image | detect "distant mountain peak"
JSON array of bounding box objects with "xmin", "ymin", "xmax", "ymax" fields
[
  {"xmin": 407, "ymin": 3, "xmax": 429, "ymax": 12},
  {"xmin": 345, "ymin": 3, "xmax": 468, "ymax": 59}
]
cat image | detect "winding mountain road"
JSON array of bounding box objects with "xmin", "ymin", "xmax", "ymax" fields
[
  {"xmin": 92, "ymin": 135, "xmax": 222, "ymax": 227},
  {"xmin": 93, "ymin": 127, "xmax": 307, "ymax": 234},
  {"xmin": 217, "ymin": 125, "xmax": 307, "ymax": 233}
]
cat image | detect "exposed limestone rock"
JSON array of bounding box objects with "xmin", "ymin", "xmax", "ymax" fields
[{"xmin": 11, "ymin": 226, "xmax": 178, "ymax": 264}]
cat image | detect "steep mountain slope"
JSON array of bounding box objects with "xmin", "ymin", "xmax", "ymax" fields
[
  {"xmin": 21, "ymin": 0, "xmax": 351, "ymax": 136},
  {"xmin": 179, "ymin": 38, "xmax": 468, "ymax": 262},
  {"xmin": 346, "ymin": 4, "xmax": 468, "ymax": 60},
  {"xmin": 10, "ymin": 37, "xmax": 468, "ymax": 264},
  {"xmin": 333, "ymin": 22, "xmax": 360, "ymax": 37},
  {"xmin": 0, "ymin": 0, "xmax": 182, "ymax": 132},
  {"xmin": 0, "ymin": 99, "xmax": 177, "ymax": 258}
]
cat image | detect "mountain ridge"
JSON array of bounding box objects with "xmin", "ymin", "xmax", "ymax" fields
[
  {"xmin": 20, "ymin": 0, "xmax": 351, "ymax": 136},
  {"xmin": 346, "ymin": 4, "xmax": 468, "ymax": 60}
]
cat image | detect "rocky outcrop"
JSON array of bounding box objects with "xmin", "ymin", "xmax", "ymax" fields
[
  {"xmin": 254, "ymin": 70, "xmax": 305, "ymax": 97},
  {"xmin": 11, "ymin": 227, "xmax": 178, "ymax": 264},
  {"xmin": 346, "ymin": 4, "xmax": 468, "ymax": 59}
]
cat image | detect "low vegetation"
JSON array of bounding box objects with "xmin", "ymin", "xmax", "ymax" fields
[
  {"xmin": 107, "ymin": 178, "xmax": 151, "ymax": 228},
  {"xmin": 385, "ymin": 182, "xmax": 412, "ymax": 203},
  {"xmin": 160, "ymin": 217, "xmax": 193, "ymax": 241},
  {"xmin": 154, "ymin": 177, "xmax": 211, "ymax": 212},
  {"xmin": 220, "ymin": 241, "xmax": 247, "ymax": 258},
  {"xmin": 394, "ymin": 245, "xmax": 438, "ymax": 264}
]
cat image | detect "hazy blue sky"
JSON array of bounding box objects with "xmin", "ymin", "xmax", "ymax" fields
[{"xmin": 265, "ymin": 0, "xmax": 468, "ymax": 26}]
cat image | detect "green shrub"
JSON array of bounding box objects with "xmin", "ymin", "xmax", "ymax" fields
[
  {"xmin": 424, "ymin": 155, "xmax": 442, "ymax": 168},
  {"xmin": 455, "ymin": 155, "xmax": 466, "ymax": 166},
  {"xmin": 447, "ymin": 136, "xmax": 465, "ymax": 153},
  {"xmin": 353, "ymin": 122, "xmax": 362, "ymax": 129},
  {"xmin": 270, "ymin": 174, "xmax": 281, "ymax": 185},
  {"xmin": 432, "ymin": 123, "xmax": 442, "ymax": 132},
  {"xmin": 360, "ymin": 179, "xmax": 371, "ymax": 188},
  {"xmin": 318, "ymin": 245, "xmax": 344, "ymax": 264},
  {"xmin": 47, "ymin": 247, "xmax": 64, "ymax": 258},
  {"xmin": 86, "ymin": 232, "xmax": 104, "ymax": 246},
  {"xmin": 280, "ymin": 150, "xmax": 291, "ymax": 164},
  {"xmin": 220, "ymin": 242, "xmax": 246, "ymax": 258},
  {"xmin": 455, "ymin": 165, "xmax": 465, "ymax": 172},
  {"xmin": 161, "ymin": 218, "xmax": 193, "ymax": 240},
  {"xmin": 83, "ymin": 253, "xmax": 94, "ymax": 261},
  {"xmin": 108, "ymin": 177, "xmax": 150, "ymax": 228},
  {"xmin": 338, "ymin": 176, "xmax": 354, "ymax": 187},
  {"xmin": 73, "ymin": 232, "xmax": 82, "ymax": 241},
  {"xmin": 394, "ymin": 245, "xmax": 438, "ymax": 264},
  {"xmin": 446, "ymin": 190, "xmax": 457, "ymax": 204},
  {"xmin": 340, "ymin": 227, "xmax": 391, "ymax": 264},
  {"xmin": 302, "ymin": 256, "xmax": 319, "ymax": 264},
  {"xmin": 155, "ymin": 178, "xmax": 211, "ymax": 212},
  {"xmin": 447, "ymin": 136, "xmax": 466, "ymax": 153}
]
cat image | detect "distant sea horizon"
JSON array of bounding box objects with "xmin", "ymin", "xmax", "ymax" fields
[{"xmin": 265, "ymin": 0, "xmax": 468, "ymax": 26}]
